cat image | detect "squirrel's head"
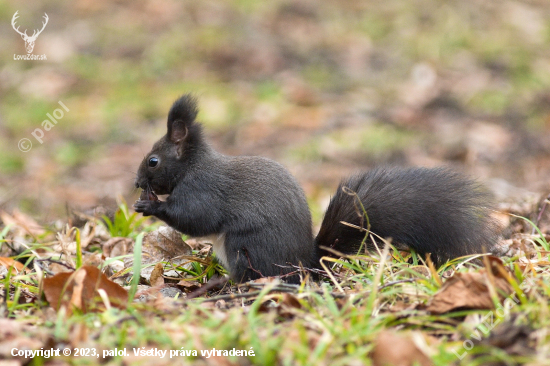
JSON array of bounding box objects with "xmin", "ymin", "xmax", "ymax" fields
[{"xmin": 135, "ymin": 94, "xmax": 202, "ymax": 196}]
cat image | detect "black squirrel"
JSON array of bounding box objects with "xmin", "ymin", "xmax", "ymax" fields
[{"xmin": 134, "ymin": 95, "xmax": 498, "ymax": 283}]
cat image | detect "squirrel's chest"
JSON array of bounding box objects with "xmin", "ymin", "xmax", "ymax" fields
[{"xmin": 201, "ymin": 233, "xmax": 228, "ymax": 268}]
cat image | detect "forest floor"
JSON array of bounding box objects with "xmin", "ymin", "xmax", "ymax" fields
[{"xmin": 2, "ymin": 0, "xmax": 550, "ymax": 364}]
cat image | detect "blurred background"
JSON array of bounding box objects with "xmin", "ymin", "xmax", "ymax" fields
[{"xmin": 1, "ymin": 0, "xmax": 550, "ymax": 224}]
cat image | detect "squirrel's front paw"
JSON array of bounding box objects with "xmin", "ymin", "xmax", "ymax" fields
[{"xmin": 133, "ymin": 199, "xmax": 159, "ymax": 216}]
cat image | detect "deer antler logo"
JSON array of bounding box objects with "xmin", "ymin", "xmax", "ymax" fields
[{"xmin": 11, "ymin": 11, "xmax": 49, "ymax": 54}]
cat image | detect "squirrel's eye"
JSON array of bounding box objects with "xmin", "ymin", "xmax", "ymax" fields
[{"xmin": 148, "ymin": 157, "xmax": 159, "ymax": 168}]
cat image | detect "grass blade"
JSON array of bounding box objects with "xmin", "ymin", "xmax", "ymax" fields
[{"xmin": 127, "ymin": 232, "xmax": 144, "ymax": 305}]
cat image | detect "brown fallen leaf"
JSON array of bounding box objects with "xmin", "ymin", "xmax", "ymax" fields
[
  {"xmin": 102, "ymin": 237, "xmax": 133, "ymax": 258},
  {"xmin": 123, "ymin": 227, "xmax": 192, "ymax": 283},
  {"xmin": 0, "ymin": 209, "xmax": 45, "ymax": 237},
  {"xmin": 69, "ymin": 269, "xmax": 87, "ymax": 310},
  {"xmin": 371, "ymin": 331, "xmax": 433, "ymax": 366},
  {"xmin": 43, "ymin": 265, "xmax": 128, "ymax": 314},
  {"xmin": 426, "ymin": 257, "xmax": 514, "ymax": 314},
  {"xmin": 473, "ymin": 316, "xmax": 534, "ymax": 359},
  {"xmin": 149, "ymin": 262, "xmax": 165, "ymax": 287},
  {"xmin": 251, "ymin": 276, "xmax": 280, "ymax": 284},
  {"xmin": 0, "ymin": 257, "xmax": 26, "ymax": 274},
  {"xmin": 177, "ymin": 279, "xmax": 202, "ymax": 293},
  {"xmin": 277, "ymin": 293, "xmax": 302, "ymax": 319},
  {"xmin": 282, "ymin": 293, "xmax": 301, "ymax": 309},
  {"xmin": 82, "ymin": 252, "xmax": 104, "ymax": 268},
  {"xmin": 48, "ymin": 261, "xmax": 74, "ymax": 275},
  {"xmin": 141, "ymin": 226, "xmax": 192, "ymax": 263}
]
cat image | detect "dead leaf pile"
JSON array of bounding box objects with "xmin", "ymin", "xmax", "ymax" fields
[{"xmin": 119, "ymin": 226, "xmax": 193, "ymax": 285}]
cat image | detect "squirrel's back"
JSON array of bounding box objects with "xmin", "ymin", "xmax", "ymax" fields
[{"xmin": 316, "ymin": 167, "xmax": 498, "ymax": 265}]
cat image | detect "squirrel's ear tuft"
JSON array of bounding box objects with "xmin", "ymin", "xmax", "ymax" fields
[{"xmin": 167, "ymin": 94, "xmax": 198, "ymax": 141}]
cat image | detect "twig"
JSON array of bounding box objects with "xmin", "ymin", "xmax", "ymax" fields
[
  {"xmin": 1, "ymin": 286, "xmax": 7, "ymax": 317},
  {"xmin": 35, "ymin": 258, "xmax": 75, "ymax": 271},
  {"xmin": 273, "ymin": 263, "xmax": 345, "ymax": 279},
  {"xmin": 186, "ymin": 277, "xmax": 229, "ymax": 300},
  {"xmin": 187, "ymin": 271, "xmax": 419, "ymax": 304},
  {"xmin": 532, "ymin": 193, "xmax": 550, "ymax": 235},
  {"xmin": 244, "ymin": 249, "xmax": 263, "ymax": 277},
  {"xmin": 195, "ymin": 290, "xmax": 264, "ymax": 303},
  {"xmin": 113, "ymin": 315, "xmax": 139, "ymax": 327},
  {"xmin": 245, "ymin": 282, "xmax": 300, "ymax": 291},
  {"xmin": 378, "ymin": 278, "xmax": 418, "ymax": 290}
]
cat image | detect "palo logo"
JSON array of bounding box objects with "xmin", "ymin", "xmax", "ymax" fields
[{"xmin": 11, "ymin": 11, "xmax": 49, "ymax": 54}]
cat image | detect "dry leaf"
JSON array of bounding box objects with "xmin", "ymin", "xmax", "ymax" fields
[
  {"xmin": 473, "ymin": 317, "xmax": 534, "ymax": 359},
  {"xmin": 43, "ymin": 265, "xmax": 128, "ymax": 314},
  {"xmin": 120, "ymin": 227, "xmax": 192, "ymax": 268},
  {"xmin": 371, "ymin": 331, "xmax": 433, "ymax": 366},
  {"xmin": 277, "ymin": 293, "xmax": 302, "ymax": 319},
  {"xmin": 177, "ymin": 280, "xmax": 202, "ymax": 293},
  {"xmin": 54, "ymin": 225, "xmax": 78, "ymax": 256},
  {"xmin": 0, "ymin": 209, "xmax": 45, "ymax": 237},
  {"xmin": 48, "ymin": 261, "xmax": 74, "ymax": 275},
  {"xmin": 281, "ymin": 293, "xmax": 301, "ymax": 309},
  {"xmin": 123, "ymin": 227, "xmax": 192, "ymax": 283},
  {"xmin": 0, "ymin": 319, "xmax": 45, "ymax": 361},
  {"xmin": 251, "ymin": 276, "xmax": 279, "ymax": 284},
  {"xmin": 69, "ymin": 269, "xmax": 87, "ymax": 309},
  {"xmin": 79, "ymin": 221, "xmax": 98, "ymax": 249},
  {"xmin": 149, "ymin": 262, "xmax": 165, "ymax": 287},
  {"xmin": 426, "ymin": 258, "xmax": 514, "ymax": 314},
  {"xmin": 0, "ymin": 257, "xmax": 26, "ymax": 274},
  {"xmin": 82, "ymin": 252, "xmax": 103, "ymax": 268},
  {"xmin": 103, "ymin": 237, "xmax": 133, "ymax": 258},
  {"xmin": 140, "ymin": 226, "xmax": 192, "ymax": 263}
]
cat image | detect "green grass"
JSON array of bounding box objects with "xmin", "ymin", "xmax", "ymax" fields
[
  {"xmin": 0, "ymin": 151, "xmax": 25, "ymax": 174},
  {"xmin": 102, "ymin": 202, "xmax": 147, "ymax": 238},
  {"xmin": 1, "ymin": 214, "xmax": 548, "ymax": 365},
  {"xmin": 289, "ymin": 123, "xmax": 416, "ymax": 163},
  {"xmin": 2, "ymin": 0, "xmax": 550, "ymax": 364}
]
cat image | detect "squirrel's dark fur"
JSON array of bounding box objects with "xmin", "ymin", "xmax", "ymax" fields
[
  {"xmin": 134, "ymin": 95, "xmax": 498, "ymax": 283},
  {"xmin": 316, "ymin": 168, "xmax": 497, "ymax": 265}
]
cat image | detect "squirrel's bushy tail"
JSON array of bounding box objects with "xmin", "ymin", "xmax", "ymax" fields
[{"xmin": 315, "ymin": 167, "xmax": 499, "ymax": 265}]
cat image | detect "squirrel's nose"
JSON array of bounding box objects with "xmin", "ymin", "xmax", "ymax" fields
[{"xmin": 134, "ymin": 180, "xmax": 140, "ymax": 189}]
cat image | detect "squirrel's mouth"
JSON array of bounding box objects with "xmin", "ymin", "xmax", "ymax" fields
[{"xmin": 139, "ymin": 188, "xmax": 159, "ymax": 202}]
